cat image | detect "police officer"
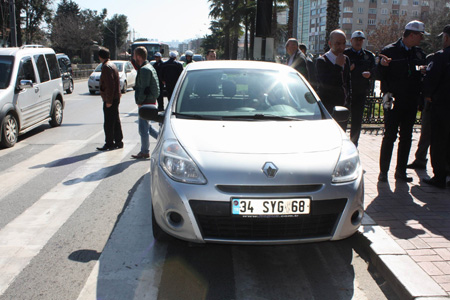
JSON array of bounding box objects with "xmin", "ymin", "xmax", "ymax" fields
[
  {"xmin": 344, "ymin": 31, "xmax": 375, "ymax": 147},
  {"xmin": 377, "ymin": 20, "xmax": 427, "ymax": 183},
  {"xmin": 422, "ymin": 24, "xmax": 450, "ymax": 188},
  {"xmin": 153, "ymin": 52, "xmax": 165, "ymax": 111},
  {"xmin": 183, "ymin": 50, "xmax": 195, "ymax": 67}
]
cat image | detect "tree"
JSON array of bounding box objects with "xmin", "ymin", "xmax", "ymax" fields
[
  {"xmin": 324, "ymin": 0, "xmax": 340, "ymax": 52},
  {"xmin": 103, "ymin": 14, "xmax": 129, "ymax": 60},
  {"xmin": 50, "ymin": 0, "xmax": 106, "ymax": 62},
  {"xmin": 421, "ymin": 6, "xmax": 450, "ymax": 54},
  {"xmin": 367, "ymin": 15, "xmax": 407, "ymax": 53}
]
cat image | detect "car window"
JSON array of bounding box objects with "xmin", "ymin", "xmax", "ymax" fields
[
  {"xmin": 0, "ymin": 55, "xmax": 14, "ymax": 89},
  {"xmin": 94, "ymin": 64, "xmax": 102, "ymax": 72},
  {"xmin": 113, "ymin": 62, "xmax": 123, "ymax": 72},
  {"xmin": 34, "ymin": 54, "xmax": 50, "ymax": 83},
  {"xmin": 17, "ymin": 56, "xmax": 36, "ymax": 84},
  {"xmin": 175, "ymin": 69, "xmax": 321, "ymax": 120},
  {"xmin": 45, "ymin": 54, "xmax": 61, "ymax": 80}
]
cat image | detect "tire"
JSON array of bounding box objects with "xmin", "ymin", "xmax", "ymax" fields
[
  {"xmin": 89, "ymin": 90, "xmax": 96, "ymax": 95},
  {"xmin": 1, "ymin": 114, "xmax": 18, "ymax": 148},
  {"xmin": 66, "ymin": 79, "xmax": 74, "ymax": 94},
  {"xmin": 121, "ymin": 81, "xmax": 127, "ymax": 94},
  {"xmin": 49, "ymin": 99, "xmax": 63, "ymax": 127},
  {"xmin": 152, "ymin": 208, "xmax": 171, "ymax": 242}
]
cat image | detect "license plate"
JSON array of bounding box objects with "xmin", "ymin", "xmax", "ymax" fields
[{"xmin": 231, "ymin": 198, "xmax": 310, "ymax": 216}]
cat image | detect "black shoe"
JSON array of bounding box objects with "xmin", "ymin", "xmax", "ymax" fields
[
  {"xmin": 115, "ymin": 142, "xmax": 124, "ymax": 149},
  {"xmin": 406, "ymin": 161, "xmax": 426, "ymax": 170},
  {"xmin": 96, "ymin": 144, "xmax": 115, "ymax": 151},
  {"xmin": 378, "ymin": 172, "xmax": 388, "ymax": 182},
  {"xmin": 423, "ymin": 177, "xmax": 446, "ymax": 189},
  {"xmin": 395, "ymin": 172, "xmax": 413, "ymax": 182}
]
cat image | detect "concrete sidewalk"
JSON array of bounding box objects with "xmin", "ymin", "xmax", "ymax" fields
[{"xmin": 357, "ymin": 131, "xmax": 450, "ymax": 299}]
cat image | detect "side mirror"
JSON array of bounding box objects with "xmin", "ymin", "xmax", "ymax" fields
[
  {"xmin": 139, "ymin": 104, "xmax": 165, "ymax": 123},
  {"xmin": 332, "ymin": 106, "xmax": 350, "ymax": 122},
  {"xmin": 19, "ymin": 79, "xmax": 33, "ymax": 89}
]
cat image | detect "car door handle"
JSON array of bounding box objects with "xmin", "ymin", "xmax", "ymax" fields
[{"xmin": 34, "ymin": 87, "xmax": 39, "ymax": 93}]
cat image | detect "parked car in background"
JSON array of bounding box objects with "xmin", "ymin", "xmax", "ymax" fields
[
  {"xmin": 88, "ymin": 60, "xmax": 137, "ymax": 95},
  {"xmin": 0, "ymin": 46, "xmax": 64, "ymax": 148},
  {"xmin": 56, "ymin": 53, "xmax": 73, "ymax": 94},
  {"xmin": 139, "ymin": 60, "xmax": 364, "ymax": 245}
]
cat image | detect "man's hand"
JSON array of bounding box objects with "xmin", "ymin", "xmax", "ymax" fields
[
  {"xmin": 336, "ymin": 54, "xmax": 345, "ymax": 67},
  {"xmin": 379, "ymin": 54, "xmax": 391, "ymax": 66},
  {"xmin": 106, "ymin": 103, "xmax": 112, "ymax": 108},
  {"xmin": 362, "ymin": 71, "xmax": 371, "ymax": 79},
  {"xmin": 350, "ymin": 63, "xmax": 355, "ymax": 71}
]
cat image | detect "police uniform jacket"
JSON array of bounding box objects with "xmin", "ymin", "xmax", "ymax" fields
[
  {"xmin": 378, "ymin": 38, "xmax": 426, "ymax": 109},
  {"xmin": 343, "ymin": 47, "xmax": 375, "ymax": 95},
  {"xmin": 161, "ymin": 58, "xmax": 183, "ymax": 89},
  {"xmin": 423, "ymin": 46, "xmax": 450, "ymax": 110}
]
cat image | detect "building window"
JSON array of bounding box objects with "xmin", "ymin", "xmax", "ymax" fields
[
  {"xmin": 368, "ymin": 19, "xmax": 376, "ymax": 25},
  {"xmin": 343, "ymin": 18, "xmax": 353, "ymax": 24},
  {"xmin": 358, "ymin": 7, "xmax": 364, "ymax": 13},
  {"xmin": 392, "ymin": 9, "xmax": 399, "ymax": 14},
  {"xmin": 369, "ymin": 8, "xmax": 377, "ymax": 14},
  {"xmin": 412, "ymin": 10, "xmax": 419, "ymax": 16},
  {"xmin": 402, "ymin": 0, "xmax": 408, "ymax": 4},
  {"xmin": 382, "ymin": 0, "xmax": 388, "ymax": 3},
  {"xmin": 422, "ymin": 1, "xmax": 429, "ymax": 6},
  {"xmin": 393, "ymin": 0, "xmax": 399, "ymax": 4},
  {"xmin": 344, "ymin": 6, "xmax": 353, "ymax": 12},
  {"xmin": 401, "ymin": 10, "xmax": 407, "ymax": 15},
  {"xmin": 381, "ymin": 8, "xmax": 388, "ymax": 14},
  {"xmin": 413, "ymin": 0, "xmax": 419, "ymax": 5},
  {"xmin": 380, "ymin": 19, "xmax": 387, "ymax": 24},
  {"xmin": 357, "ymin": 18, "xmax": 363, "ymax": 24}
]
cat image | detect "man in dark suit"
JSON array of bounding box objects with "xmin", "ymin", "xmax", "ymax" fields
[
  {"xmin": 316, "ymin": 29, "xmax": 351, "ymax": 127},
  {"xmin": 285, "ymin": 38, "xmax": 308, "ymax": 79}
]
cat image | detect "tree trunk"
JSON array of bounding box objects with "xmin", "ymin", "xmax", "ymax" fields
[
  {"xmin": 287, "ymin": 0, "xmax": 293, "ymax": 38},
  {"xmin": 324, "ymin": 0, "xmax": 340, "ymax": 52}
]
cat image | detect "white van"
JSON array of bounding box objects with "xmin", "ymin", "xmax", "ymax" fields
[{"xmin": 0, "ymin": 46, "xmax": 65, "ymax": 148}]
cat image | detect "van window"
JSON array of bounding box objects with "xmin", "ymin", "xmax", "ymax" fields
[
  {"xmin": 17, "ymin": 56, "xmax": 36, "ymax": 84},
  {"xmin": 45, "ymin": 54, "xmax": 61, "ymax": 80},
  {"xmin": 0, "ymin": 56, "xmax": 14, "ymax": 89},
  {"xmin": 34, "ymin": 54, "xmax": 50, "ymax": 83}
]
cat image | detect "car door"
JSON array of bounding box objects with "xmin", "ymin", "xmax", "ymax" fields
[
  {"xmin": 32, "ymin": 54, "xmax": 52, "ymax": 121},
  {"xmin": 14, "ymin": 56, "xmax": 41, "ymax": 128}
]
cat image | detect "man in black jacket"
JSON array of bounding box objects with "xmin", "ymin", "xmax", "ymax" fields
[
  {"xmin": 153, "ymin": 52, "xmax": 165, "ymax": 111},
  {"xmin": 344, "ymin": 31, "xmax": 375, "ymax": 147},
  {"xmin": 285, "ymin": 38, "xmax": 308, "ymax": 79},
  {"xmin": 161, "ymin": 51, "xmax": 183, "ymax": 101},
  {"xmin": 377, "ymin": 20, "xmax": 427, "ymax": 183},
  {"xmin": 316, "ymin": 29, "xmax": 351, "ymax": 126},
  {"xmin": 422, "ymin": 25, "xmax": 450, "ymax": 188}
]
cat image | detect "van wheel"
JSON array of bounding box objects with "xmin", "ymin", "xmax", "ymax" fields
[
  {"xmin": 49, "ymin": 99, "xmax": 63, "ymax": 127},
  {"xmin": 89, "ymin": 90, "xmax": 96, "ymax": 95},
  {"xmin": 66, "ymin": 79, "xmax": 74, "ymax": 94},
  {"xmin": 152, "ymin": 208, "xmax": 171, "ymax": 242},
  {"xmin": 1, "ymin": 114, "xmax": 18, "ymax": 148},
  {"xmin": 121, "ymin": 81, "xmax": 127, "ymax": 94}
]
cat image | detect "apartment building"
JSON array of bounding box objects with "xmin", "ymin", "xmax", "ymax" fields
[{"xmin": 294, "ymin": 0, "xmax": 448, "ymax": 54}]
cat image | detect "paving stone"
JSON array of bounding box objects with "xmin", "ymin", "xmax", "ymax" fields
[{"xmin": 418, "ymin": 262, "xmax": 444, "ymax": 276}]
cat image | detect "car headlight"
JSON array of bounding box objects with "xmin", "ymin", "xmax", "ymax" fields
[
  {"xmin": 332, "ymin": 140, "xmax": 361, "ymax": 183},
  {"xmin": 160, "ymin": 139, "xmax": 207, "ymax": 184},
  {"xmin": 89, "ymin": 75, "xmax": 94, "ymax": 80}
]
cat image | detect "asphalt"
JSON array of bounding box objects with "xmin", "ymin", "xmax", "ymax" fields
[{"xmin": 356, "ymin": 130, "xmax": 450, "ymax": 299}]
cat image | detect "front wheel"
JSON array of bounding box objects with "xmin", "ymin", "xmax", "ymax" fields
[
  {"xmin": 49, "ymin": 99, "xmax": 63, "ymax": 127},
  {"xmin": 1, "ymin": 114, "xmax": 18, "ymax": 148},
  {"xmin": 66, "ymin": 79, "xmax": 74, "ymax": 94},
  {"xmin": 121, "ymin": 81, "xmax": 127, "ymax": 94}
]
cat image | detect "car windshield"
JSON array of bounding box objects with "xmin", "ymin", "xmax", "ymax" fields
[
  {"xmin": 94, "ymin": 62, "xmax": 124, "ymax": 72},
  {"xmin": 174, "ymin": 68, "xmax": 322, "ymax": 120},
  {"xmin": 0, "ymin": 56, "xmax": 14, "ymax": 89}
]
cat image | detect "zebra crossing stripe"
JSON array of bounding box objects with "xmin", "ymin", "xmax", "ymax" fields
[{"xmin": 0, "ymin": 144, "xmax": 136, "ymax": 296}]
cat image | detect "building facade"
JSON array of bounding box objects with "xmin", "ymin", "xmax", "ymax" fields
[{"xmin": 295, "ymin": 0, "xmax": 448, "ymax": 55}]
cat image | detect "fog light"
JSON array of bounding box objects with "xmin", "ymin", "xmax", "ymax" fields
[
  {"xmin": 351, "ymin": 210, "xmax": 363, "ymax": 226},
  {"xmin": 168, "ymin": 212, "xmax": 183, "ymax": 225}
]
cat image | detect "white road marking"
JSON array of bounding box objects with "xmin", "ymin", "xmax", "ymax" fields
[
  {"xmin": 77, "ymin": 172, "xmax": 166, "ymax": 300},
  {"xmin": 0, "ymin": 144, "xmax": 136, "ymax": 296}
]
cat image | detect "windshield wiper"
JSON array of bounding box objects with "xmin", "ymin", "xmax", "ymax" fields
[{"xmin": 172, "ymin": 112, "xmax": 221, "ymax": 120}]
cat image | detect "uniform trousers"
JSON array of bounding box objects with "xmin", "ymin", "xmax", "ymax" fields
[
  {"xmin": 430, "ymin": 107, "xmax": 450, "ymax": 182},
  {"xmin": 350, "ymin": 92, "xmax": 367, "ymax": 147}
]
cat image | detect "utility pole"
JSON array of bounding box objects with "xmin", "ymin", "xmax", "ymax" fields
[{"xmin": 9, "ymin": 0, "xmax": 17, "ymax": 47}]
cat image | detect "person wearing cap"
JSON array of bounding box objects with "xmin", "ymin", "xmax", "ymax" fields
[
  {"xmin": 285, "ymin": 38, "xmax": 308, "ymax": 79},
  {"xmin": 131, "ymin": 46, "xmax": 160, "ymax": 159},
  {"xmin": 162, "ymin": 51, "xmax": 183, "ymax": 100},
  {"xmin": 377, "ymin": 20, "xmax": 427, "ymax": 183},
  {"xmin": 153, "ymin": 52, "xmax": 165, "ymax": 111},
  {"xmin": 183, "ymin": 50, "xmax": 195, "ymax": 67},
  {"xmin": 344, "ymin": 30, "xmax": 376, "ymax": 147},
  {"xmin": 316, "ymin": 29, "xmax": 352, "ymax": 129},
  {"xmin": 421, "ymin": 24, "xmax": 450, "ymax": 188}
]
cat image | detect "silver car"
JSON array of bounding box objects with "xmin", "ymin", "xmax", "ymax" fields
[
  {"xmin": 140, "ymin": 61, "xmax": 364, "ymax": 245},
  {"xmin": 88, "ymin": 60, "xmax": 136, "ymax": 95}
]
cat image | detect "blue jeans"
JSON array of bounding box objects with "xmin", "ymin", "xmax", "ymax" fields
[{"xmin": 138, "ymin": 117, "xmax": 159, "ymax": 154}]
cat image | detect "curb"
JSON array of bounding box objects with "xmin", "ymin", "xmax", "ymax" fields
[{"xmin": 358, "ymin": 214, "xmax": 450, "ymax": 299}]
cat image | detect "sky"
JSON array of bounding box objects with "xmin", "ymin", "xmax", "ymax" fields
[{"xmin": 62, "ymin": 0, "xmax": 212, "ymax": 42}]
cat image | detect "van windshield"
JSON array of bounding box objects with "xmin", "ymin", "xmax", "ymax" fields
[{"xmin": 0, "ymin": 56, "xmax": 14, "ymax": 89}]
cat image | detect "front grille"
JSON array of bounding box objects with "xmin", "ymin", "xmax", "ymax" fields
[
  {"xmin": 216, "ymin": 184, "xmax": 323, "ymax": 194},
  {"xmin": 189, "ymin": 199, "xmax": 347, "ymax": 240}
]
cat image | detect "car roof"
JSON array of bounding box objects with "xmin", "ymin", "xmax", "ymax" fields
[
  {"xmin": 184, "ymin": 60, "xmax": 296, "ymax": 72},
  {"xmin": 0, "ymin": 47, "xmax": 56, "ymax": 57}
]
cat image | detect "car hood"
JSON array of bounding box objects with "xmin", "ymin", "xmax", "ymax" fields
[{"xmin": 171, "ymin": 119, "xmax": 343, "ymax": 154}]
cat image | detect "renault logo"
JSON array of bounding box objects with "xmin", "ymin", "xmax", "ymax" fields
[{"xmin": 262, "ymin": 162, "xmax": 278, "ymax": 178}]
